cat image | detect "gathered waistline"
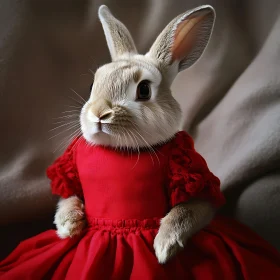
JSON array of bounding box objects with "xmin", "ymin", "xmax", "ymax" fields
[{"xmin": 87, "ymin": 217, "xmax": 161, "ymax": 230}]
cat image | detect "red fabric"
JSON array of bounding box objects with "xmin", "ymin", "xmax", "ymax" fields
[
  {"xmin": 1, "ymin": 217, "xmax": 280, "ymax": 279},
  {"xmin": 46, "ymin": 138, "xmax": 83, "ymax": 199},
  {"xmin": 1, "ymin": 131, "xmax": 280, "ymax": 279},
  {"xmin": 168, "ymin": 132, "xmax": 225, "ymax": 208}
]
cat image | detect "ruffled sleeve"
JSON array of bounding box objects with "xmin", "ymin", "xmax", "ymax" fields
[
  {"xmin": 46, "ymin": 138, "xmax": 83, "ymax": 199},
  {"xmin": 168, "ymin": 131, "xmax": 225, "ymax": 208}
]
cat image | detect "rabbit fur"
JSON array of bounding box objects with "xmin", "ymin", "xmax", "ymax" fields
[{"xmin": 55, "ymin": 4, "xmax": 216, "ymax": 264}]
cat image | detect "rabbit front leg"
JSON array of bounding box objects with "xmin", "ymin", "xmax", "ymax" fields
[
  {"xmin": 154, "ymin": 200, "xmax": 215, "ymax": 264},
  {"xmin": 54, "ymin": 196, "xmax": 87, "ymax": 238}
]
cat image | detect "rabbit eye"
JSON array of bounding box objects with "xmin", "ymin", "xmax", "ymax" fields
[{"xmin": 136, "ymin": 80, "xmax": 151, "ymax": 101}]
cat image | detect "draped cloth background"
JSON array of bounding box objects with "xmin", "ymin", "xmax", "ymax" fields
[{"xmin": 0, "ymin": 0, "xmax": 279, "ymax": 259}]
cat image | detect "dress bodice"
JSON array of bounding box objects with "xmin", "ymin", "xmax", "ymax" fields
[
  {"xmin": 47, "ymin": 131, "xmax": 225, "ymax": 221},
  {"xmin": 76, "ymin": 140, "xmax": 173, "ymax": 220}
]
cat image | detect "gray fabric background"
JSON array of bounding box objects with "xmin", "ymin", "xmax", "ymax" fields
[{"xmin": 0, "ymin": 0, "xmax": 279, "ymax": 259}]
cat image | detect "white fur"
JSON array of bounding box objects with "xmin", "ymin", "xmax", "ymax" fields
[
  {"xmin": 54, "ymin": 196, "xmax": 86, "ymax": 238},
  {"xmin": 154, "ymin": 201, "xmax": 215, "ymax": 263}
]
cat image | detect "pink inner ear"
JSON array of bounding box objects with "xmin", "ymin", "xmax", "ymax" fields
[{"xmin": 172, "ymin": 11, "xmax": 210, "ymax": 62}]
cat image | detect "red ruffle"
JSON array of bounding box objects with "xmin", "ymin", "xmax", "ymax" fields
[
  {"xmin": 46, "ymin": 138, "xmax": 83, "ymax": 199},
  {"xmin": 168, "ymin": 131, "xmax": 226, "ymax": 208}
]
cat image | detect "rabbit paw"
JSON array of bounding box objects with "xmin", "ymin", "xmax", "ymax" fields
[
  {"xmin": 154, "ymin": 217, "xmax": 187, "ymax": 264},
  {"xmin": 54, "ymin": 196, "xmax": 87, "ymax": 239}
]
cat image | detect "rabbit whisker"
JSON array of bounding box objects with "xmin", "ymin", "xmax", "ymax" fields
[
  {"xmin": 131, "ymin": 128, "xmax": 160, "ymax": 166},
  {"xmin": 127, "ymin": 130, "xmax": 140, "ymax": 168},
  {"xmin": 69, "ymin": 96, "xmax": 85, "ymax": 106},
  {"xmin": 48, "ymin": 123, "xmax": 80, "ymax": 140},
  {"xmin": 53, "ymin": 127, "xmax": 82, "ymax": 153},
  {"xmin": 49, "ymin": 120, "xmax": 80, "ymax": 131},
  {"xmin": 70, "ymin": 88, "xmax": 87, "ymax": 103}
]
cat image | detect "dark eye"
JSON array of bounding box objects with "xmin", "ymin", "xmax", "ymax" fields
[{"xmin": 136, "ymin": 80, "xmax": 151, "ymax": 101}]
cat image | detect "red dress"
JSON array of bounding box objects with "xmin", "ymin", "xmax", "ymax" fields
[{"xmin": 1, "ymin": 131, "xmax": 280, "ymax": 279}]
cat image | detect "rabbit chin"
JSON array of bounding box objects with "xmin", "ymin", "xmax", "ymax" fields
[
  {"xmin": 82, "ymin": 130, "xmax": 114, "ymax": 147},
  {"xmin": 81, "ymin": 115, "xmax": 181, "ymax": 148},
  {"xmin": 81, "ymin": 126, "xmax": 179, "ymax": 149}
]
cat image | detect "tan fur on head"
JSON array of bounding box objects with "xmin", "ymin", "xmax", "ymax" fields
[
  {"xmin": 80, "ymin": 5, "xmax": 215, "ymax": 149},
  {"xmin": 147, "ymin": 5, "xmax": 215, "ymax": 78},
  {"xmin": 81, "ymin": 57, "xmax": 181, "ymax": 148},
  {"xmin": 98, "ymin": 5, "xmax": 137, "ymax": 61}
]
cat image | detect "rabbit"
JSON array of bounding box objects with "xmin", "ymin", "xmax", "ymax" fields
[{"xmin": 55, "ymin": 4, "xmax": 216, "ymax": 264}]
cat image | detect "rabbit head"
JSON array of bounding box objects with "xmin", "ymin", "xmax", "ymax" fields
[{"xmin": 80, "ymin": 5, "xmax": 215, "ymax": 148}]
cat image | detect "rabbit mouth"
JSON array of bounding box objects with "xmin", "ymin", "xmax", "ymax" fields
[
  {"xmin": 92, "ymin": 122, "xmax": 127, "ymax": 135},
  {"xmin": 102, "ymin": 122, "xmax": 131, "ymax": 134},
  {"xmin": 97, "ymin": 121, "xmax": 102, "ymax": 132}
]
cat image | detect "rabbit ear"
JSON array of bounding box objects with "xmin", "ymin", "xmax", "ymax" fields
[
  {"xmin": 98, "ymin": 5, "xmax": 137, "ymax": 61},
  {"xmin": 147, "ymin": 5, "xmax": 215, "ymax": 80}
]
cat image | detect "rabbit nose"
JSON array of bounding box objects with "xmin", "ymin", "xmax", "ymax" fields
[
  {"xmin": 88, "ymin": 99, "xmax": 112, "ymax": 121},
  {"xmin": 99, "ymin": 111, "xmax": 113, "ymax": 121}
]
